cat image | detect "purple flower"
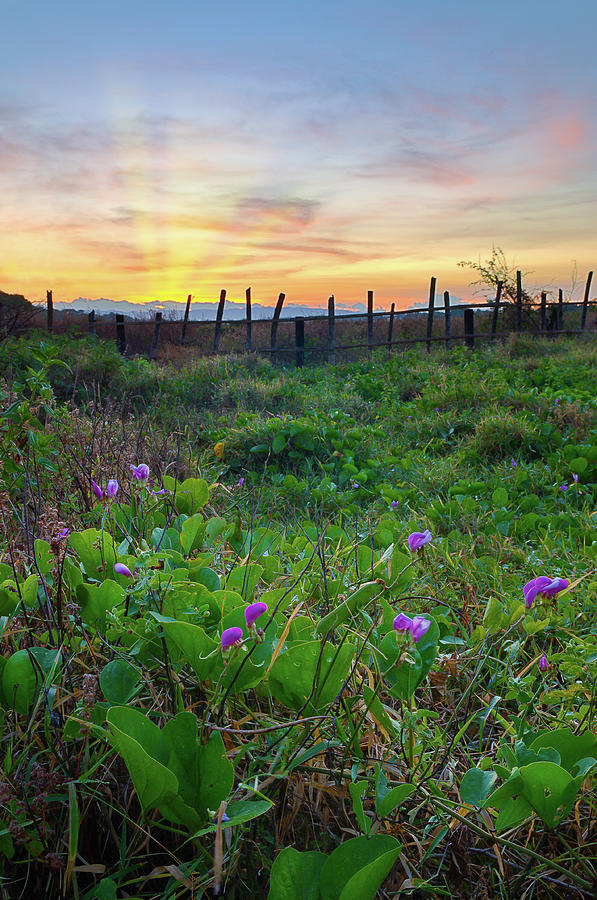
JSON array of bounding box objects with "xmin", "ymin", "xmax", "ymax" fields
[
  {"xmin": 105, "ymin": 479, "xmax": 119, "ymax": 499},
  {"xmin": 390, "ymin": 500, "xmax": 399, "ymax": 511},
  {"xmin": 538, "ymin": 654, "xmax": 548, "ymax": 673},
  {"xmin": 572, "ymin": 473, "xmax": 579, "ymax": 483},
  {"xmin": 91, "ymin": 480, "xmax": 103, "ymax": 501},
  {"xmin": 130, "ymin": 463, "xmax": 150, "ymax": 481},
  {"xmin": 523, "ymin": 576, "xmax": 569, "ymax": 609},
  {"xmin": 393, "ymin": 613, "xmax": 413, "ymax": 634},
  {"xmin": 114, "ymin": 562, "xmax": 133, "ymax": 578},
  {"xmin": 410, "ymin": 616, "xmax": 431, "ymax": 643},
  {"xmin": 221, "ymin": 626, "xmax": 243, "ymax": 651},
  {"xmin": 237, "ymin": 477, "xmax": 245, "ymax": 487},
  {"xmin": 351, "ymin": 481, "xmax": 359, "ymax": 490},
  {"xmin": 407, "ymin": 530, "xmax": 432, "ymax": 552},
  {"xmin": 560, "ymin": 484, "xmax": 568, "ymax": 492},
  {"xmin": 245, "ymin": 602, "xmax": 267, "ymax": 629},
  {"xmin": 510, "ymin": 459, "xmax": 517, "ymax": 468},
  {"xmin": 56, "ymin": 527, "xmax": 71, "ymax": 541}
]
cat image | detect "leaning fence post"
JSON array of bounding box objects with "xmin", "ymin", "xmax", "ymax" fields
[
  {"xmin": 270, "ymin": 292, "xmax": 286, "ymax": 359},
  {"xmin": 444, "ymin": 291, "xmax": 451, "ymax": 350},
  {"xmin": 580, "ymin": 270, "xmax": 593, "ymax": 331},
  {"xmin": 115, "ymin": 313, "xmax": 126, "ymax": 354},
  {"xmin": 150, "ymin": 311, "xmax": 162, "ymax": 358},
  {"xmin": 558, "ymin": 288, "xmax": 563, "ymax": 332},
  {"xmin": 426, "ymin": 276, "xmax": 436, "ymax": 352},
  {"xmin": 295, "ymin": 317, "xmax": 304, "ymax": 368},
  {"xmin": 327, "ymin": 295, "xmax": 335, "ymax": 365},
  {"xmin": 213, "ymin": 289, "xmax": 226, "ymax": 351},
  {"xmin": 46, "ymin": 290, "xmax": 53, "ymax": 332},
  {"xmin": 246, "ymin": 287, "xmax": 252, "ymax": 352},
  {"xmin": 516, "ymin": 270, "xmax": 523, "ymax": 332},
  {"xmin": 88, "ymin": 309, "xmax": 96, "ymax": 336},
  {"xmin": 464, "ymin": 308, "xmax": 475, "ymax": 348},
  {"xmin": 387, "ymin": 302, "xmax": 395, "ymax": 353},
  {"xmin": 367, "ymin": 290, "xmax": 374, "ymax": 357},
  {"xmin": 540, "ymin": 291, "xmax": 547, "ymax": 333},
  {"xmin": 181, "ymin": 294, "xmax": 192, "ymax": 345},
  {"xmin": 491, "ymin": 281, "xmax": 503, "ymax": 340}
]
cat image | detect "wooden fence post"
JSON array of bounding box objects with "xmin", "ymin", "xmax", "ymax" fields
[
  {"xmin": 115, "ymin": 314, "xmax": 126, "ymax": 354},
  {"xmin": 491, "ymin": 281, "xmax": 503, "ymax": 340},
  {"xmin": 426, "ymin": 277, "xmax": 436, "ymax": 352},
  {"xmin": 46, "ymin": 290, "xmax": 53, "ymax": 332},
  {"xmin": 181, "ymin": 294, "xmax": 192, "ymax": 345},
  {"xmin": 516, "ymin": 270, "xmax": 523, "ymax": 332},
  {"xmin": 558, "ymin": 288, "xmax": 563, "ymax": 331},
  {"xmin": 213, "ymin": 289, "xmax": 226, "ymax": 351},
  {"xmin": 580, "ymin": 270, "xmax": 593, "ymax": 331},
  {"xmin": 327, "ymin": 295, "xmax": 335, "ymax": 365},
  {"xmin": 88, "ymin": 309, "xmax": 96, "ymax": 336},
  {"xmin": 540, "ymin": 291, "xmax": 547, "ymax": 333},
  {"xmin": 295, "ymin": 317, "xmax": 304, "ymax": 368},
  {"xmin": 443, "ymin": 291, "xmax": 451, "ymax": 350},
  {"xmin": 246, "ymin": 287, "xmax": 252, "ymax": 352},
  {"xmin": 464, "ymin": 308, "xmax": 475, "ymax": 348},
  {"xmin": 387, "ymin": 302, "xmax": 395, "ymax": 354},
  {"xmin": 367, "ymin": 290, "xmax": 374, "ymax": 357},
  {"xmin": 150, "ymin": 311, "xmax": 162, "ymax": 358},
  {"xmin": 270, "ymin": 292, "xmax": 286, "ymax": 359}
]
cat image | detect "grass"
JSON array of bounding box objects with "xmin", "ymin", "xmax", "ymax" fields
[{"xmin": 0, "ymin": 333, "xmax": 596, "ymax": 898}]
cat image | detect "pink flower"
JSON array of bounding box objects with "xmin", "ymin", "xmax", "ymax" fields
[
  {"xmin": 245, "ymin": 602, "xmax": 267, "ymax": 629},
  {"xmin": 538, "ymin": 654, "xmax": 548, "ymax": 673},
  {"xmin": 393, "ymin": 613, "xmax": 413, "ymax": 634},
  {"xmin": 91, "ymin": 480, "xmax": 103, "ymax": 501},
  {"xmin": 572, "ymin": 473, "xmax": 579, "ymax": 483},
  {"xmin": 523, "ymin": 576, "xmax": 569, "ymax": 609},
  {"xmin": 130, "ymin": 464, "xmax": 150, "ymax": 481},
  {"xmin": 237, "ymin": 477, "xmax": 245, "ymax": 487},
  {"xmin": 114, "ymin": 562, "xmax": 133, "ymax": 578},
  {"xmin": 105, "ymin": 479, "xmax": 119, "ymax": 499},
  {"xmin": 407, "ymin": 530, "xmax": 432, "ymax": 552},
  {"xmin": 410, "ymin": 616, "xmax": 431, "ymax": 643},
  {"xmin": 221, "ymin": 627, "xmax": 243, "ymax": 651}
]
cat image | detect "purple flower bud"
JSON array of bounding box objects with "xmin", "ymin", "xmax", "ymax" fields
[
  {"xmin": 407, "ymin": 530, "xmax": 432, "ymax": 552},
  {"xmin": 130, "ymin": 463, "xmax": 150, "ymax": 481},
  {"xmin": 538, "ymin": 654, "xmax": 548, "ymax": 673},
  {"xmin": 572, "ymin": 473, "xmax": 579, "ymax": 483},
  {"xmin": 245, "ymin": 602, "xmax": 267, "ymax": 629},
  {"xmin": 56, "ymin": 527, "xmax": 71, "ymax": 541},
  {"xmin": 560, "ymin": 483, "xmax": 568, "ymax": 492},
  {"xmin": 105, "ymin": 479, "xmax": 119, "ymax": 499},
  {"xmin": 237, "ymin": 477, "xmax": 245, "ymax": 487},
  {"xmin": 114, "ymin": 562, "xmax": 133, "ymax": 578},
  {"xmin": 410, "ymin": 616, "xmax": 431, "ymax": 643},
  {"xmin": 510, "ymin": 459, "xmax": 517, "ymax": 468},
  {"xmin": 523, "ymin": 576, "xmax": 569, "ymax": 609},
  {"xmin": 393, "ymin": 613, "xmax": 413, "ymax": 634},
  {"xmin": 390, "ymin": 500, "xmax": 399, "ymax": 511},
  {"xmin": 92, "ymin": 480, "xmax": 103, "ymax": 501},
  {"xmin": 221, "ymin": 626, "xmax": 243, "ymax": 651}
]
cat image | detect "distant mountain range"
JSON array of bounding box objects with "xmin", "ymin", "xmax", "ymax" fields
[{"xmin": 53, "ymin": 296, "xmax": 368, "ymax": 321}]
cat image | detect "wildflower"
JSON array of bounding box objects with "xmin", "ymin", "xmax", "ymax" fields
[
  {"xmin": 393, "ymin": 613, "xmax": 413, "ymax": 634},
  {"xmin": 560, "ymin": 484, "xmax": 568, "ymax": 492},
  {"xmin": 572, "ymin": 473, "xmax": 579, "ymax": 483},
  {"xmin": 538, "ymin": 654, "xmax": 548, "ymax": 673},
  {"xmin": 56, "ymin": 527, "xmax": 71, "ymax": 541},
  {"xmin": 91, "ymin": 480, "xmax": 103, "ymax": 501},
  {"xmin": 245, "ymin": 601, "xmax": 267, "ymax": 630},
  {"xmin": 105, "ymin": 479, "xmax": 119, "ymax": 499},
  {"xmin": 408, "ymin": 529, "xmax": 432, "ymax": 552},
  {"xmin": 410, "ymin": 616, "xmax": 431, "ymax": 643},
  {"xmin": 390, "ymin": 500, "xmax": 399, "ymax": 511},
  {"xmin": 237, "ymin": 477, "xmax": 245, "ymax": 487},
  {"xmin": 130, "ymin": 463, "xmax": 150, "ymax": 481},
  {"xmin": 510, "ymin": 459, "xmax": 517, "ymax": 468},
  {"xmin": 523, "ymin": 576, "xmax": 569, "ymax": 609},
  {"xmin": 221, "ymin": 626, "xmax": 243, "ymax": 651},
  {"xmin": 351, "ymin": 481, "xmax": 359, "ymax": 490},
  {"xmin": 214, "ymin": 442, "xmax": 225, "ymax": 459},
  {"xmin": 114, "ymin": 562, "xmax": 133, "ymax": 578}
]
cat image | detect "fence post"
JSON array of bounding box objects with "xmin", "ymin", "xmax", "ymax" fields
[
  {"xmin": 150, "ymin": 311, "xmax": 162, "ymax": 358},
  {"xmin": 491, "ymin": 281, "xmax": 503, "ymax": 340},
  {"xmin": 464, "ymin": 308, "xmax": 475, "ymax": 348},
  {"xmin": 213, "ymin": 289, "xmax": 226, "ymax": 351},
  {"xmin": 558, "ymin": 288, "xmax": 563, "ymax": 332},
  {"xmin": 327, "ymin": 295, "xmax": 335, "ymax": 365},
  {"xmin": 580, "ymin": 270, "xmax": 593, "ymax": 331},
  {"xmin": 387, "ymin": 302, "xmax": 395, "ymax": 354},
  {"xmin": 246, "ymin": 287, "xmax": 252, "ymax": 352},
  {"xmin": 516, "ymin": 270, "xmax": 522, "ymax": 332},
  {"xmin": 295, "ymin": 317, "xmax": 304, "ymax": 368},
  {"xmin": 443, "ymin": 291, "xmax": 451, "ymax": 350},
  {"xmin": 115, "ymin": 313, "xmax": 126, "ymax": 354},
  {"xmin": 88, "ymin": 309, "xmax": 96, "ymax": 336},
  {"xmin": 270, "ymin": 292, "xmax": 286, "ymax": 359},
  {"xmin": 540, "ymin": 291, "xmax": 547, "ymax": 333},
  {"xmin": 426, "ymin": 277, "xmax": 436, "ymax": 352},
  {"xmin": 46, "ymin": 290, "xmax": 53, "ymax": 332},
  {"xmin": 367, "ymin": 290, "xmax": 374, "ymax": 357},
  {"xmin": 181, "ymin": 294, "xmax": 192, "ymax": 345}
]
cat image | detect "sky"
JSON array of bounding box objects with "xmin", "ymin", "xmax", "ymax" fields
[{"xmin": 1, "ymin": 0, "xmax": 596, "ymax": 310}]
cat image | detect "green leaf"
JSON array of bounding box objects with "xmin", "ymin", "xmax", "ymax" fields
[
  {"xmin": 268, "ymin": 847, "xmax": 326, "ymax": 900},
  {"xmin": 268, "ymin": 641, "xmax": 353, "ymax": 714},
  {"xmin": 315, "ymin": 582, "xmax": 383, "ymax": 637},
  {"xmin": 69, "ymin": 528, "xmax": 117, "ymax": 580},
  {"xmin": 348, "ymin": 780, "xmax": 370, "ymax": 834},
  {"xmin": 492, "ymin": 487, "xmax": 508, "ymax": 507},
  {"xmin": 319, "ymin": 835, "xmax": 400, "ymax": 900},
  {"xmin": 192, "ymin": 799, "xmax": 274, "ymax": 837},
  {"xmin": 518, "ymin": 761, "xmax": 577, "ymax": 828},
  {"xmin": 100, "ymin": 659, "xmax": 142, "ymax": 705},
  {"xmin": 175, "ymin": 478, "xmax": 209, "ymax": 515},
  {"xmin": 76, "ymin": 580, "xmax": 125, "ymax": 630},
  {"xmin": 460, "ymin": 768, "xmax": 498, "ymax": 807},
  {"xmin": 1, "ymin": 648, "xmax": 60, "ymax": 715},
  {"xmin": 180, "ymin": 514, "xmax": 206, "ymax": 556},
  {"xmin": 377, "ymin": 782, "xmax": 415, "ymax": 819},
  {"xmin": 195, "ymin": 731, "xmax": 234, "ymax": 822},
  {"xmin": 151, "ymin": 614, "xmax": 219, "ymax": 682},
  {"xmin": 527, "ymin": 728, "xmax": 597, "ymax": 774},
  {"xmin": 226, "ymin": 564, "xmax": 264, "ymax": 602}
]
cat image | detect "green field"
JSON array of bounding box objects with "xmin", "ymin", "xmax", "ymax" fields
[{"xmin": 0, "ymin": 332, "xmax": 596, "ymax": 898}]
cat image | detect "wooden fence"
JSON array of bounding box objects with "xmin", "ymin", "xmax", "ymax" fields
[{"xmin": 8, "ymin": 271, "xmax": 597, "ymax": 366}]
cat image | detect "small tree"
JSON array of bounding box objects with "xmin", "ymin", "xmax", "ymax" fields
[{"xmin": 458, "ymin": 247, "xmax": 536, "ymax": 305}]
